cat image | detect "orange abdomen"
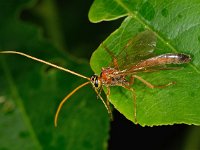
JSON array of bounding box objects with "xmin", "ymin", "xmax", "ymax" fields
[{"xmin": 135, "ymin": 53, "xmax": 191, "ymax": 69}]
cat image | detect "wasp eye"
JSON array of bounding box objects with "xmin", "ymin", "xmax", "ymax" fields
[
  {"xmin": 94, "ymin": 79, "xmax": 98, "ymax": 87},
  {"xmin": 90, "ymin": 75, "xmax": 99, "ymax": 88}
]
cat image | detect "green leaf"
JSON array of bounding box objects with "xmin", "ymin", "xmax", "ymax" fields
[
  {"xmin": 89, "ymin": 0, "xmax": 200, "ymax": 126},
  {"xmin": 0, "ymin": 0, "xmax": 109, "ymax": 149},
  {"xmin": 89, "ymin": 0, "xmax": 127, "ymax": 23}
]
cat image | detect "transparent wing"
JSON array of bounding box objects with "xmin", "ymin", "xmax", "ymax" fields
[
  {"xmin": 114, "ymin": 30, "xmax": 157, "ymax": 70},
  {"xmin": 126, "ymin": 53, "xmax": 191, "ymax": 73},
  {"xmin": 116, "ymin": 53, "xmax": 190, "ymax": 76},
  {"xmin": 118, "ymin": 66, "xmax": 181, "ymax": 76}
]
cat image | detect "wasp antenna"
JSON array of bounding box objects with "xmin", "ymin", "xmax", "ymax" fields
[
  {"xmin": 54, "ymin": 81, "xmax": 90, "ymax": 127},
  {"xmin": 0, "ymin": 51, "xmax": 90, "ymax": 80}
]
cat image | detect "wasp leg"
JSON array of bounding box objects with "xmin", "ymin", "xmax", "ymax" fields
[
  {"xmin": 129, "ymin": 75, "xmax": 135, "ymax": 85},
  {"xmin": 113, "ymin": 58, "xmax": 119, "ymax": 69},
  {"xmin": 93, "ymin": 87, "xmax": 113, "ymax": 121},
  {"xmin": 96, "ymin": 86, "xmax": 103, "ymax": 99},
  {"xmin": 121, "ymin": 85, "xmax": 137, "ymax": 124},
  {"xmin": 105, "ymin": 86, "xmax": 113, "ymax": 121},
  {"xmin": 101, "ymin": 43, "xmax": 119, "ymax": 69},
  {"xmin": 133, "ymin": 75, "xmax": 175, "ymax": 89}
]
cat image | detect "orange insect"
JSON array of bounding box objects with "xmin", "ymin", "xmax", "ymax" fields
[{"xmin": 0, "ymin": 30, "xmax": 191, "ymax": 126}]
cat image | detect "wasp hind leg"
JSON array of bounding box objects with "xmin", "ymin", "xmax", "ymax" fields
[
  {"xmin": 121, "ymin": 85, "xmax": 137, "ymax": 124},
  {"xmin": 133, "ymin": 75, "xmax": 175, "ymax": 89}
]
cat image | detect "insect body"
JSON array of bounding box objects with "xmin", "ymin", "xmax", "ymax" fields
[
  {"xmin": 94, "ymin": 53, "xmax": 190, "ymax": 88},
  {"xmin": 90, "ymin": 51, "xmax": 191, "ymax": 123},
  {"xmin": 100, "ymin": 67, "xmax": 129, "ymax": 86},
  {"xmin": 0, "ymin": 30, "xmax": 191, "ymax": 126}
]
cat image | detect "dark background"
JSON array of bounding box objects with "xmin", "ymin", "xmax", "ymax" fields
[{"xmin": 20, "ymin": 0, "xmax": 194, "ymax": 150}]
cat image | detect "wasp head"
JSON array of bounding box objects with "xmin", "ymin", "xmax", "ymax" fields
[{"xmin": 90, "ymin": 74, "xmax": 102, "ymax": 89}]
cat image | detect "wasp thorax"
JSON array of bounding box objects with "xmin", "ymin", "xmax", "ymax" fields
[{"xmin": 90, "ymin": 74, "xmax": 101, "ymax": 89}]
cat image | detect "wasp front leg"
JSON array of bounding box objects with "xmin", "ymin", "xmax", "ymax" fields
[
  {"xmin": 96, "ymin": 86, "xmax": 103, "ymax": 99},
  {"xmin": 105, "ymin": 86, "xmax": 113, "ymax": 120}
]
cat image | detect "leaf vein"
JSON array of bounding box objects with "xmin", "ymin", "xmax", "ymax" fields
[{"xmin": 115, "ymin": 0, "xmax": 200, "ymax": 74}]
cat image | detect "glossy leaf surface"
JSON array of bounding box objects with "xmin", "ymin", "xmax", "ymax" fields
[{"xmin": 89, "ymin": 0, "xmax": 200, "ymax": 126}]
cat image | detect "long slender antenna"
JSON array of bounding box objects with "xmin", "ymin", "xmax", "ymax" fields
[
  {"xmin": 0, "ymin": 51, "xmax": 90, "ymax": 80},
  {"xmin": 54, "ymin": 81, "xmax": 90, "ymax": 127}
]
